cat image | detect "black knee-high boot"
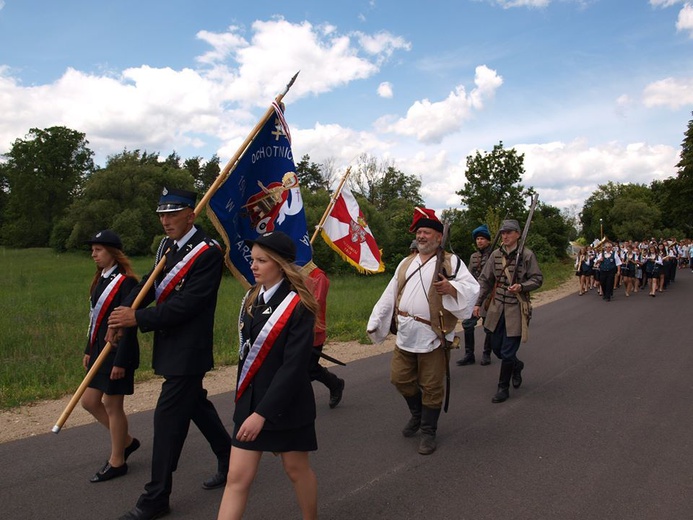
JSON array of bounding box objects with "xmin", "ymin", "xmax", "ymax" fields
[
  {"xmin": 480, "ymin": 332, "xmax": 492, "ymax": 366},
  {"xmin": 402, "ymin": 393, "xmax": 422, "ymax": 437},
  {"xmin": 492, "ymin": 362, "xmax": 514, "ymax": 403},
  {"xmin": 512, "ymin": 359, "xmax": 524, "ymax": 389},
  {"xmin": 456, "ymin": 329, "xmax": 476, "ymax": 366},
  {"xmin": 418, "ymin": 406, "xmax": 441, "ymax": 455}
]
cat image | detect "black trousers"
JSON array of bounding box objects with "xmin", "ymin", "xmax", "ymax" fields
[
  {"xmin": 137, "ymin": 375, "xmax": 231, "ymax": 511},
  {"xmin": 600, "ymin": 268, "xmax": 617, "ymax": 299}
]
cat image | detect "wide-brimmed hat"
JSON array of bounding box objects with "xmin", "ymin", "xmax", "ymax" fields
[
  {"xmin": 85, "ymin": 229, "xmax": 123, "ymax": 250},
  {"xmin": 499, "ymin": 219, "xmax": 521, "ymax": 233},
  {"xmin": 245, "ymin": 231, "xmax": 297, "ymax": 262},
  {"xmin": 156, "ymin": 187, "xmax": 197, "ymax": 213}
]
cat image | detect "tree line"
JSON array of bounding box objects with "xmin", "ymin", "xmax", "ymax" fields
[{"xmin": 1, "ymin": 114, "xmax": 691, "ymax": 273}]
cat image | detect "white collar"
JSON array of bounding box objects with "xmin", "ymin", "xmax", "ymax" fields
[
  {"xmin": 173, "ymin": 225, "xmax": 197, "ymax": 250},
  {"xmin": 101, "ymin": 265, "xmax": 118, "ymax": 278},
  {"xmin": 259, "ymin": 279, "xmax": 284, "ymax": 302}
]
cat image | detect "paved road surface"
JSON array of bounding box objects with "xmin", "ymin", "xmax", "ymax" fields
[{"xmin": 2, "ymin": 272, "xmax": 692, "ymax": 519}]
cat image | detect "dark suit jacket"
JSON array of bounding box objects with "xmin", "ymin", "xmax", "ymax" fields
[
  {"xmin": 234, "ymin": 280, "xmax": 316, "ymax": 431},
  {"xmin": 85, "ymin": 272, "xmax": 140, "ymax": 373},
  {"xmin": 125, "ymin": 226, "xmax": 223, "ymax": 376}
]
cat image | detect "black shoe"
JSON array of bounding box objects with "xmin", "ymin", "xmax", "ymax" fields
[
  {"xmin": 329, "ymin": 378, "xmax": 345, "ymax": 409},
  {"xmin": 202, "ymin": 471, "xmax": 227, "ymax": 490},
  {"xmin": 118, "ymin": 505, "xmax": 170, "ymax": 520},
  {"xmin": 456, "ymin": 353, "xmax": 475, "ymax": 366},
  {"xmin": 492, "ymin": 387, "xmax": 509, "ymax": 403},
  {"xmin": 124, "ymin": 438, "xmax": 140, "ymax": 461},
  {"xmin": 512, "ymin": 360, "xmax": 524, "ymax": 389},
  {"xmin": 90, "ymin": 461, "xmax": 127, "ymax": 483},
  {"xmin": 480, "ymin": 352, "xmax": 491, "ymax": 366}
]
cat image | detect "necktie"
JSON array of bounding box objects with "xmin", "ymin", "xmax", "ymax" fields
[
  {"xmin": 258, "ymin": 293, "xmax": 265, "ymax": 306},
  {"xmin": 165, "ymin": 243, "xmax": 179, "ymax": 271}
]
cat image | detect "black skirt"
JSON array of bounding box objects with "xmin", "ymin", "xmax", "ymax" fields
[
  {"xmin": 88, "ymin": 371, "xmax": 135, "ymax": 395},
  {"xmin": 232, "ymin": 422, "xmax": 317, "ymax": 452}
]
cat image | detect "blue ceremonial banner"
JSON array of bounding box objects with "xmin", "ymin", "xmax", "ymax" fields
[{"xmin": 207, "ymin": 105, "xmax": 312, "ymax": 286}]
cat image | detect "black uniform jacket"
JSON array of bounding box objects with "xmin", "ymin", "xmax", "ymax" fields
[
  {"xmin": 125, "ymin": 227, "xmax": 223, "ymax": 377},
  {"xmin": 234, "ymin": 280, "xmax": 316, "ymax": 431},
  {"xmin": 85, "ymin": 272, "xmax": 140, "ymax": 373}
]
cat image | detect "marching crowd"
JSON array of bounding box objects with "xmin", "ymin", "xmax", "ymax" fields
[
  {"xmin": 574, "ymin": 238, "xmax": 692, "ymax": 300},
  {"xmin": 84, "ymin": 185, "xmax": 658, "ymax": 519}
]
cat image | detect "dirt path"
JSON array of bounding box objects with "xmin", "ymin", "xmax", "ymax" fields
[{"xmin": 0, "ymin": 278, "xmax": 576, "ymax": 443}]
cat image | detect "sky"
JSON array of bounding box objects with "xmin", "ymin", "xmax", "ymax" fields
[{"xmin": 1, "ymin": 0, "xmax": 692, "ymax": 218}]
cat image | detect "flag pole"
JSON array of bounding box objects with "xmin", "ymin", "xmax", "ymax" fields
[
  {"xmin": 197, "ymin": 71, "xmax": 300, "ymax": 212},
  {"xmin": 310, "ymin": 167, "xmax": 351, "ymax": 244},
  {"xmin": 52, "ymin": 72, "xmax": 301, "ymax": 434}
]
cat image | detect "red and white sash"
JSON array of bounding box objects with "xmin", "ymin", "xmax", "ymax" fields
[
  {"xmin": 88, "ymin": 274, "xmax": 125, "ymax": 348},
  {"xmin": 155, "ymin": 242, "xmax": 210, "ymax": 303},
  {"xmin": 235, "ymin": 291, "xmax": 301, "ymax": 402}
]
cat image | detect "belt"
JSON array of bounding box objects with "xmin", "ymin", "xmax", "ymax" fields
[{"xmin": 396, "ymin": 310, "xmax": 431, "ymax": 326}]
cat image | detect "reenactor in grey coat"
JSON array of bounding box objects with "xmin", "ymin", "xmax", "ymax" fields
[{"xmin": 473, "ymin": 219, "xmax": 543, "ymax": 403}]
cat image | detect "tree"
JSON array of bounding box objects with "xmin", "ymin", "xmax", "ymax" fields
[
  {"xmin": 1, "ymin": 126, "xmax": 95, "ymax": 247},
  {"xmin": 295, "ymin": 154, "xmax": 330, "ymax": 192},
  {"xmin": 55, "ymin": 149, "xmax": 194, "ymax": 254},
  {"xmin": 456, "ymin": 141, "xmax": 531, "ymax": 225},
  {"xmin": 580, "ymin": 182, "xmax": 659, "ymax": 240},
  {"xmin": 184, "ymin": 154, "xmax": 221, "ymax": 193},
  {"xmin": 652, "ymin": 112, "xmax": 693, "ymax": 235},
  {"xmin": 609, "ymin": 198, "xmax": 661, "ymax": 240},
  {"xmin": 529, "ymin": 202, "xmax": 572, "ymax": 261}
]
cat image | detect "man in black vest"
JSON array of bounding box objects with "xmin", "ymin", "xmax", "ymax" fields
[{"xmin": 109, "ymin": 188, "xmax": 232, "ymax": 520}]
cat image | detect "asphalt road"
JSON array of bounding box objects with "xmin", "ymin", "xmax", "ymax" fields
[{"xmin": 2, "ymin": 272, "xmax": 692, "ymax": 520}]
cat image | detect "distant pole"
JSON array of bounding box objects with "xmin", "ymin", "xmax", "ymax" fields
[{"xmin": 600, "ymin": 218, "xmax": 603, "ymax": 239}]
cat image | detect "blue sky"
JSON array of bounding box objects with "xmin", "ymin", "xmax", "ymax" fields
[{"xmin": 1, "ymin": 0, "xmax": 692, "ymax": 216}]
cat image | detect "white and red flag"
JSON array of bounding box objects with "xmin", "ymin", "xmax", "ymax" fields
[{"xmin": 320, "ymin": 185, "xmax": 384, "ymax": 274}]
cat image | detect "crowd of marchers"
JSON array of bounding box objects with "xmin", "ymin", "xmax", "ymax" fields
[{"xmin": 573, "ymin": 238, "xmax": 693, "ymax": 300}]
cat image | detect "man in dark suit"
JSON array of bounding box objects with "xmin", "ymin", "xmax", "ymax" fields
[{"xmin": 109, "ymin": 187, "xmax": 232, "ymax": 520}]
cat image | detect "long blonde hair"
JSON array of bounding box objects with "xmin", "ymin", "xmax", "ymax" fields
[
  {"xmin": 245, "ymin": 245, "xmax": 319, "ymax": 318},
  {"xmin": 89, "ymin": 245, "xmax": 139, "ymax": 294}
]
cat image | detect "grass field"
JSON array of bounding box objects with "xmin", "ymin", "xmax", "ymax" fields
[{"xmin": 0, "ymin": 247, "xmax": 573, "ymax": 409}]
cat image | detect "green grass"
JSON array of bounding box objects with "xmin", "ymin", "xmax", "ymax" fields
[{"xmin": 0, "ymin": 248, "xmax": 572, "ymax": 409}]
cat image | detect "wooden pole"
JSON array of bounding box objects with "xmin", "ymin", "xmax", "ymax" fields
[
  {"xmin": 52, "ymin": 72, "xmax": 300, "ymax": 434},
  {"xmin": 309, "ymin": 167, "xmax": 351, "ymax": 245}
]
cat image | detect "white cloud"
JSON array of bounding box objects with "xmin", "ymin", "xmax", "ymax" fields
[
  {"xmin": 676, "ymin": 3, "xmax": 693, "ymax": 35},
  {"xmin": 649, "ymin": 0, "xmax": 684, "ymax": 8},
  {"xmin": 642, "ymin": 76, "xmax": 693, "ymax": 108},
  {"xmin": 374, "ymin": 65, "xmax": 503, "ymax": 144},
  {"xmin": 195, "ymin": 27, "xmax": 248, "ymax": 65},
  {"xmin": 492, "ymin": 0, "xmax": 551, "ymax": 8},
  {"xmin": 193, "ymin": 19, "xmax": 410, "ymax": 105},
  {"xmin": 517, "ymin": 140, "xmax": 679, "ymax": 208},
  {"xmin": 377, "ymin": 82, "xmax": 393, "ymax": 98},
  {"xmin": 0, "ymin": 19, "xmax": 410, "ymax": 160}
]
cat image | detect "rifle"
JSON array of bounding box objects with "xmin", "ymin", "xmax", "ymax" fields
[
  {"xmin": 433, "ymin": 220, "xmax": 456, "ymax": 413},
  {"xmin": 509, "ymin": 194, "xmax": 539, "ymax": 287},
  {"xmin": 509, "ymin": 194, "xmax": 539, "ymax": 342}
]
